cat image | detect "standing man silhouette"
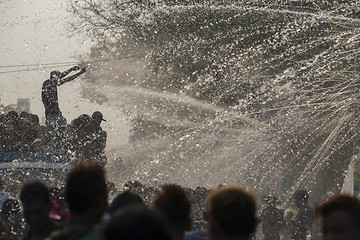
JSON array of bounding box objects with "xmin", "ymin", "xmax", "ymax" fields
[{"xmin": 41, "ymin": 66, "xmax": 86, "ymax": 157}]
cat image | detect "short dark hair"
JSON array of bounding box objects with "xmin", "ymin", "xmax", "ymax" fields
[
  {"xmin": 50, "ymin": 70, "xmax": 61, "ymax": 78},
  {"xmin": 206, "ymin": 185, "xmax": 257, "ymax": 237},
  {"xmin": 20, "ymin": 181, "xmax": 51, "ymax": 206},
  {"xmin": 109, "ymin": 191, "xmax": 144, "ymax": 215},
  {"xmin": 153, "ymin": 184, "xmax": 191, "ymax": 227},
  {"xmin": 315, "ymin": 194, "xmax": 360, "ymax": 228},
  {"xmin": 103, "ymin": 206, "xmax": 170, "ymax": 240},
  {"xmin": 65, "ymin": 161, "xmax": 107, "ymax": 213}
]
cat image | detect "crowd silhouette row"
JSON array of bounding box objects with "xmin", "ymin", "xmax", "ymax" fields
[{"xmin": 0, "ymin": 161, "xmax": 359, "ymax": 240}]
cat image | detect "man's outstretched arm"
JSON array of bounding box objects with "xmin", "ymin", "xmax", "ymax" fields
[
  {"xmin": 58, "ymin": 67, "xmax": 86, "ymax": 86},
  {"xmin": 58, "ymin": 66, "xmax": 80, "ymax": 79}
]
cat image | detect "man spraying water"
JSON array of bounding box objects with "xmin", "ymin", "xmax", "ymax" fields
[{"xmin": 41, "ymin": 66, "xmax": 86, "ymax": 157}]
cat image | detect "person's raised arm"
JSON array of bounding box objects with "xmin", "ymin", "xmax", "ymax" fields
[
  {"xmin": 58, "ymin": 67, "xmax": 86, "ymax": 86},
  {"xmin": 58, "ymin": 66, "xmax": 80, "ymax": 79}
]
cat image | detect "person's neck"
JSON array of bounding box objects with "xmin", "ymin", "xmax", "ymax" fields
[
  {"xmin": 169, "ymin": 227, "xmax": 184, "ymax": 240},
  {"xmin": 66, "ymin": 213, "xmax": 96, "ymax": 229},
  {"xmin": 31, "ymin": 220, "xmax": 54, "ymax": 239},
  {"xmin": 211, "ymin": 233, "xmax": 250, "ymax": 240}
]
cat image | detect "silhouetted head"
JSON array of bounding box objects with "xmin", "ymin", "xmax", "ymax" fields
[
  {"xmin": 72, "ymin": 114, "xmax": 91, "ymax": 130},
  {"xmin": 65, "ymin": 161, "xmax": 108, "ymax": 224},
  {"xmin": 109, "ymin": 191, "xmax": 144, "ymax": 216},
  {"xmin": 6, "ymin": 110, "xmax": 18, "ymax": 122},
  {"xmin": 315, "ymin": 194, "xmax": 360, "ymax": 240},
  {"xmin": 28, "ymin": 114, "xmax": 40, "ymax": 125},
  {"xmin": 50, "ymin": 70, "xmax": 61, "ymax": 79},
  {"xmin": 153, "ymin": 184, "xmax": 191, "ymax": 232},
  {"xmin": 90, "ymin": 111, "xmax": 106, "ymax": 127},
  {"xmin": 19, "ymin": 111, "xmax": 30, "ymax": 119},
  {"xmin": 205, "ymin": 185, "xmax": 257, "ymax": 239},
  {"xmin": 263, "ymin": 195, "xmax": 280, "ymax": 206},
  {"xmin": 20, "ymin": 181, "xmax": 52, "ymax": 233},
  {"xmin": 20, "ymin": 181, "xmax": 51, "ymax": 206},
  {"xmin": 293, "ymin": 190, "xmax": 309, "ymax": 207},
  {"xmin": 103, "ymin": 206, "xmax": 171, "ymax": 240}
]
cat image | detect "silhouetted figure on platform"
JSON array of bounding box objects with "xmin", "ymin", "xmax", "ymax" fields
[
  {"xmin": 41, "ymin": 66, "xmax": 86, "ymax": 157},
  {"xmin": 79, "ymin": 111, "xmax": 107, "ymax": 166}
]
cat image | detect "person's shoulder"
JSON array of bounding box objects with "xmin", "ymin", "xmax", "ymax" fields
[
  {"xmin": 79, "ymin": 229, "xmax": 101, "ymax": 240},
  {"xmin": 46, "ymin": 226, "xmax": 100, "ymax": 240},
  {"xmin": 184, "ymin": 230, "xmax": 210, "ymax": 240}
]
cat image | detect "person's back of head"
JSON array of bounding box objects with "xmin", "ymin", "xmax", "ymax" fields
[
  {"xmin": 315, "ymin": 194, "xmax": 360, "ymax": 240},
  {"xmin": 50, "ymin": 70, "xmax": 61, "ymax": 79},
  {"xmin": 72, "ymin": 114, "xmax": 90, "ymax": 131},
  {"xmin": 28, "ymin": 114, "xmax": 40, "ymax": 126},
  {"xmin": 19, "ymin": 111, "xmax": 30, "ymax": 119},
  {"xmin": 20, "ymin": 180, "xmax": 51, "ymax": 206},
  {"xmin": 153, "ymin": 184, "xmax": 191, "ymax": 239},
  {"xmin": 103, "ymin": 206, "xmax": 171, "ymax": 240},
  {"xmin": 205, "ymin": 185, "xmax": 257, "ymax": 240},
  {"xmin": 263, "ymin": 195, "xmax": 280, "ymax": 207},
  {"xmin": 108, "ymin": 191, "xmax": 144, "ymax": 216},
  {"xmin": 65, "ymin": 161, "xmax": 108, "ymax": 225},
  {"xmin": 91, "ymin": 111, "xmax": 106, "ymax": 123},
  {"xmin": 17, "ymin": 118, "xmax": 40, "ymax": 142},
  {"xmin": 20, "ymin": 181, "xmax": 53, "ymax": 235},
  {"xmin": 6, "ymin": 110, "xmax": 18, "ymax": 123}
]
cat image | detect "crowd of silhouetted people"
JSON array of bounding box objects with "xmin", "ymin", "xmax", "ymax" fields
[
  {"xmin": 0, "ymin": 160, "xmax": 359, "ymax": 240},
  {"xmin": 0, "ymin": 109, "xmax": 107, "ymax": 165},
  {"xmin": 0, "ymin": 66, "xmax": 107, "ymax": 166}
]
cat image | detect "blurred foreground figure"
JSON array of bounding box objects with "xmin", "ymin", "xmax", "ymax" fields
[
  {"xmin": 103, "ymin": 206, "xmax": 171, "ymax": 240},
  {"xmin": 315, "ymin": 194, "xmax": 360, "ymax": 240},
  {"xmin": 47, "ymin": 161, "xmax": 108, "ymax": 240},
  {"xmin": 205, "ymin": 185, "xmax": 257, "ymax": 240},
  {"xmin": 41, "ymin": 66, "xmax": 86, "ymax": 157},
  {"xmin": 153, "ymin": 184, "xmax": 191, "ymax": 240},
  {"xmin": 1, "ymin": 198, "xmax": 25, "ymax": 240},
  {"xmin": 20, "ymin": 181, "xmax": 62, "ymax": 240}
]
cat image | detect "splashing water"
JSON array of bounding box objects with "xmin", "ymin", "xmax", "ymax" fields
[{"xmin": 68, "ymin": 0, "xmax": 360, "ymax": 204}]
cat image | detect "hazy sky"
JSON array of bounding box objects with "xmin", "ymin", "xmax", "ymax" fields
[
  {"xmin": 0, "ymin": 0, "xmax": 129, "ymax": 146},
  {"xmin": 0, "ymin": 0, "xmax": 88, "ymax": 111}
]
